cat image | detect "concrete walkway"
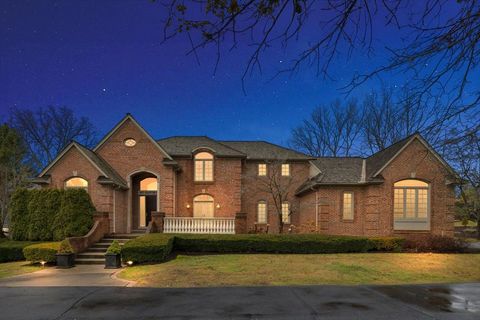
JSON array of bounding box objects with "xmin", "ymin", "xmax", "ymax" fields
[
  {"xmin": 0, "ymin": 265, "xmax": 131, "ymax": 287},
  {"xmin": 0, "ymin": 283, "xmax": 478, "ymax": 319}
]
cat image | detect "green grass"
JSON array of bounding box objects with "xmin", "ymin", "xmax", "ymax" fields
[
  {"xmin": 0, "ymin": 261, "xmax": 42, "ymax": 279},
  {"xmin": 119, "ymin": 253, "xmax": 480, "ymax": 287},
  {"xmin": 455, "ymin": 220, "xmax": 478, "ymax": 227}
]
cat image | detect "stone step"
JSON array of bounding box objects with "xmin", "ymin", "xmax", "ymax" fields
[
  {"xmin": 86, "ymin": 247, "xmax": 107, "ymax": 252},
  {"xmin": 77, "ymin": 253, "xmax": 105, "ymax": 259},
  {"xmin": 102, "ymin": 238, "xmax": 130, "ymax": 243},
  {"xmin": 108, "ymin": 233, "xmax": 142, "ymax": 239},
  {"xmin": 91, "ymin": 244, "xmax": 110, "ymax": 249},
  {"xmin": 75, "ymin": 258, "xmax": 104, "ymax": 265}
]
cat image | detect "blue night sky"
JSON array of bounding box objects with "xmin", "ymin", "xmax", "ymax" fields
[{"xmin": 0, "ymin": 1, "xmax": 467, "ymax": 145}]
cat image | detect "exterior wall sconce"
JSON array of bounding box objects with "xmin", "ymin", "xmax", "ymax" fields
[
  {"xmin": 216, "ymin": 204, "xmax": 221, "ymax": 209},
  {"xmin": 186, "ymin": 204, "xmax": 191, "ymax": 209}
]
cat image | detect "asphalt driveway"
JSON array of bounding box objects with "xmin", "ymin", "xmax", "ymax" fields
[{"xmin": 0, "ymin": 283, "xmax": 478, "ymax": 319}]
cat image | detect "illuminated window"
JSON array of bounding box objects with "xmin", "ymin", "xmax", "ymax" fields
[
  {"xmin": 342, "ymin": 192, "xmax": 354, "ymax": 220},
  {"xmin": 194, "ymin": 152, "xmax": 213, "ymax": 181},
  {"xmin": 65, "ymin": 177, "xmax": 88, "ymax": 190},
  {"xmin": 281, "ymin": 164, "xmax": 290, "ymax": 176},
  {"xmin": 394, "ymin": 179, "xmax": 430, "ymax": 230},
  {"xmin": 257, "ymin": 201, "xmax": 267, "ymax": 223},
  {"xmin": 140, "ymin": 177, "xmax": 157, "ymax": 191},
  {"xmin": 258, "ymin": 163, "xmax": 267, "ymax": 176},
  {"xmin": 193, "ymin": 194, "xmax": 214, "ymax": 218},
  {"xmin": 282, "ymin": 202, "xmax": 290, "ymax": 223},
  {"xmin": 124, "ymin": 138, "xmax": 136, "ymax": 147}
]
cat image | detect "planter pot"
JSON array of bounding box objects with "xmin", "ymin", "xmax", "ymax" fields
[
  {"xmin": 105, "ymin": 253, "xmax": 122, "ymax": 269},
  {"xmin": 56, "ymin": 253, "xmax": 75, "ymax": 268}
]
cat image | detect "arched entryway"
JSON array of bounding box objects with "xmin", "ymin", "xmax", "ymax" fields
[{"xmin": 130, "ymin": 171, "xmax": 159, "ymax": 230}]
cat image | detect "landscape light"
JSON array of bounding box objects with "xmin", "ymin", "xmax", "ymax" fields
[
  {"xmin": 127, "ymin": 261, "xmax": 133, "ymax": 266},
  {"xmin": 40, "ymin": 261, "xmax": 46, "ymax": 267}
]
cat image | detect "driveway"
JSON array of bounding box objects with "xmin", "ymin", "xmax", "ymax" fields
[
  {"xmin": 0, "ymin": 265, "xmax": 131, "ymax": 287},
  {"xmin": 0, "ymin": 283, "xmax": 478, "ymax": 319}
]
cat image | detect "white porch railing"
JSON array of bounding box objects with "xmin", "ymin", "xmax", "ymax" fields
[{"xmin": 164, "ymin": 217, "xmax": 235, "ymax": 234}]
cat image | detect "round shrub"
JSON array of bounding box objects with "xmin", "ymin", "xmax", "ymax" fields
[
  {"xmin": 106, "ymin": 240, "xmax": 121, "ymax": 255},
  {"xmin": 58, "ymin": 239, "xmax": 74, "ymax": 254},
  {"xmin": 23, "ymin": 242, "xmax": 60, "ymax": 263}
]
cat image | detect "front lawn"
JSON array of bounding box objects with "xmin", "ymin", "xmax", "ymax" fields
[
  {"xmin": 119, "ymin": 253, "xmax": 480, "ymax": 287},
  {"xmin": 0, "ymin": 261, "xmax": 42, "ymax": 279}
]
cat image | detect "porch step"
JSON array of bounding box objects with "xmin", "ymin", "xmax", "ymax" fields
[
  {"xmin": 74, "ymin": 232, "xmax": 144, "ymax": 265},
  {"xmin": 75, "ymin": 258, "xmax": 104, "ymax": 265},
  {"xmin": 76, "ymin": 252, "xmax": 105, "ymax": 259}
]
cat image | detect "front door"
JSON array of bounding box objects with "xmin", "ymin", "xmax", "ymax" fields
[
  {"xmin": 193, "ymin": 194, "xmax": 214, "ymax": 218},
  {"xmin": 139, "ymin": 194, "xmax": 156, "ymax": 227}
]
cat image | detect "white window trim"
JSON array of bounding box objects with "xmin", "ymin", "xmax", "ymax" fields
[{"xmin": 393, "ymin": 180, "xmax": 431, "ymax": 231}]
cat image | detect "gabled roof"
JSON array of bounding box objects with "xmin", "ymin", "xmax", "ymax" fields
[
  {"xmin": 94, "ymin": 114, "xmax": 173, "ymax": 161},
  {"xmin": 38, "ymin": 141, "xmax": 127, "ymax": 189},
  {"xmin": 157, "ymin": 136, "xmax": 246, "ymax": 157},
  {"xmin": 220, "ymin": 141, "xmax": 312, "ymax": 160},
  {"xmin": 366, "ymin": 133, "xmax": 458, "ymax": 178},
  {"xmin": 295, "ymin": 133, "xmax": 458, "ymax": 195}
]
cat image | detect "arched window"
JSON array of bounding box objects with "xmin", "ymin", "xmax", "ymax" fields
[
  {"xmin": 194, "ymin": 152, "xmax": 213, "ymax": 181},
  {"xmin": 65, "ymin": 177, "xmax": 88, "ymax": 190},
  {"xmin": 257, "ymin": 201, "xmax": 267, "ymax": 223},
  {"xmin": 140, "ymin": 177, "xmax": 157, "ymax": 191},
  {"xmin": 393, "ymin": 179, "xmax": 430, "ymax": 230},
  {"xmin": 193, "ymin": 194, "xmax": 214, "ymax": 218}
]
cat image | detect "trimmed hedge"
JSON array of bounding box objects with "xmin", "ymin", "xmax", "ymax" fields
[
  {"xmin": 121, "ymin": 234, "xmax": 405, "ymax": 264},
  {"xmin": 174, "ymin": 234, "xmax": 373, "ymax": 254},
  {"xmin": 10, "ymin": 188, "xmax": 95, "ymax": 241},
  {"xmin": 0, "ymin": 239, "xmax": 38, "ymax": 262},
  {"xmin": 121, "ymin": 234, "xmax": 174, "ymax": 263},
  {"xmin": 368, "ymin": 237, "xmax": 405, "ymax": 252},
  {"xmin": 23, "ymin": 242, "xmax": 61, "ymax": 263}
]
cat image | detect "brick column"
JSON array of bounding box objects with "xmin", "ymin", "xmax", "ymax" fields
[
  {"xmin": 235, "ymin": 212, "xmax": 247, "ymax": 234},
  {"xmin": 151, "ymin": 211, "xmax": 166, "ymax": 233}
]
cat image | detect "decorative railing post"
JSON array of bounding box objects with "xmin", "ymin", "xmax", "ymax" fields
[
  {"xmin": 235, "ymin": 212, "xmax": 247, "ymax": 234},
  {"xmin": 151, "ymin": 211, "xmax": 166, "ymax": 233}
]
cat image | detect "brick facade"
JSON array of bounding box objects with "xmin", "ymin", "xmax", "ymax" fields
[
  {"xmin": 40, "ymin": 115, "xmax": 456, "ymax": 237},
  {"xmin": 297, "ymin": 139, "xmax": 455, "ymax": 238}
]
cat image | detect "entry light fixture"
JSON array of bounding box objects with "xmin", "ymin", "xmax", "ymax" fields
[
  {"xmin": 186, "ymin": 204, "xmax": 191, "ymax": 209},
  {"xmin": 216, "ymin": 203, "xmax": 221, "ymax": 209}
]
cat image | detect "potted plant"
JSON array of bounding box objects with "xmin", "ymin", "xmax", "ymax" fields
[
  {"xmin": 56, "ymin": 239, "xmax": 75, "ymax": 268},
  {"xmin": 105, "ymin": 240, "xmax": 122, "ymax": 269}
]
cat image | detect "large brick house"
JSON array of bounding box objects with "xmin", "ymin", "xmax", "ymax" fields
[{"xmin": 33, "ymin": 114, "xmax": 458, "ymax": 238}]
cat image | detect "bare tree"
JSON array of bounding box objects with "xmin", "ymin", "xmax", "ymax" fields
[
  {"xmin": 158, "ymin": 1, "xmax": 479, "ymax": 123},
  {"xmin": 245, "ymin": 159, "xmax": 302, "ymax": 233},
  {"xmin": 9, "ymin": 106, "xmax": 97, "ymax": 173},
  {"xmin": 362, "ymin": 87, "xmax": 441, "ymax": 153},
  {"xmin": 444, "ymin": 129, "xmax": 480, "ymax": 238},
  {"xmin": 0, "ymin": 124, "xmax": 30, "ymax": 235},
  {"xmin": 290, "ymin": 98, "xmax": 362, "ymax": 157}
]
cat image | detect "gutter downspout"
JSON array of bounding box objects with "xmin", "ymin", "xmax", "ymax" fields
[
  {"xmin": 113, "ymin": 188, "xmax": 116, "ymax": 234},
  {"xmin": 315, "ymin": 190, "xmax": 318, "ymax": 231}
]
